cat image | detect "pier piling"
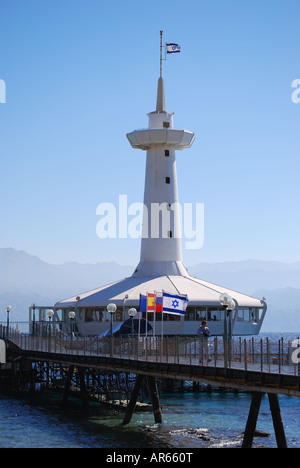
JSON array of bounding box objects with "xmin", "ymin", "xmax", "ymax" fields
[
  {"xmin": 268, "ymin": 393, "xmax": 287, "ymax": 448},
  {"xmin": 62, "ymin": 365, "xmax": 74, "ymax": 407},
  {"xmin": 148, "ymin": 376, "xmax": 162, "ymax": 424},
  {"xmin": 123, "ymin": 374, "xmax": 145, "ymax": 425},
  {"xmin": 242, "ymin": 392, "xmax": 263, "ymax": 448},
  {"xmin": 242, "ymin": 392, "xmax": 288, "ymax": 448}
]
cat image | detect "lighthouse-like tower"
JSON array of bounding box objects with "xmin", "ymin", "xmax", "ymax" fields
[
  {"xmin": 127, "ymin": 55, "xmax": 194, "ymax": 277},
  {"xmin": 54, "ymin": 34, "xmax": 266, "ymax": 337}
]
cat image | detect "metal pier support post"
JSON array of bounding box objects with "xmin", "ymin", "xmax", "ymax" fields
[
  {"xmin": 268, "ymin": 393, "xmax": 288, "ymax": 448},
  {"xmin": 148, "ymin": 376, "xmax": 163, "ymax": 424},
  {"xmin": 61, "ymin": 365, "xmax": 74, "ymax": 407},
  {"xmin": 123, "ymin": 374, "xmax": 144, "ymax": 425},
  {"xmin": 242, "ymin": 392, "xmax": 263, "ymax": 448},
  {"xmin": 123, "ymin": 375, "xmax": 163, "ymax": 426},
  {"xmin": 242, "ymin": 392, "xmax": 288, "ymax": 448},
  {"xmin": 78, "ymin": 367, "xmax": 89, "ymax": 408}
]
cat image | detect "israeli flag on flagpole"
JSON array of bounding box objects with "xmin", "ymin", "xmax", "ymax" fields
[
  {"xmin": 166, "ymin": 43, "xmax": 181, "ymax": 54},
  {"xmin": 162, "ymin": 292, "xmax": 188, "ymax": 315}
]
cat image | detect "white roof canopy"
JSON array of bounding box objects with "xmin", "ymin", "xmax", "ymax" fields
[{"xmin": 55, "ymin": 274, "xmax": 264, "ymax": 309}]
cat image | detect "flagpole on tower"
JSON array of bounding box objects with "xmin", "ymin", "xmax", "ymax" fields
[{"xmin": 160, "ymin": 30, "xmax": 163, "ymax": 78}]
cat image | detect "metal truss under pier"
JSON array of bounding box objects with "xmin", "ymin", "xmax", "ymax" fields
[{"xmin": 3, "ymin": 330, "xmax": 300, "ymax": 448}]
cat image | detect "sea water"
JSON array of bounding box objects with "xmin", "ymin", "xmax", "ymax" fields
[{"xmin": 0, "ymin": 333, "xmax": 299, "ymax": 448}]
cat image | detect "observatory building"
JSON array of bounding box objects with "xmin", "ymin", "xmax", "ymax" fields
[{"xmin": 35, "ymin": 38, "xmax": 266, "ymax": 336}]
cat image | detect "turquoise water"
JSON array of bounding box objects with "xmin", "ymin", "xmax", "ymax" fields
[
  {"xmin": 157, "ymin": 392, "xmax": 300, "ymax": 448},
  {"xmin": 0, "ymin": 391, "xmax": 299, "ymax": 448},
  {"xmin": 0, "ymin": 393, "xmax": 165, "ymax": 448},
  {"xmin": 0, "ymin": 332, "xmax": 299, "ymax": 448}
]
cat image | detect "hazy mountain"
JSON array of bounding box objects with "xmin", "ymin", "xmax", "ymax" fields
[
  {"xmin": 0, "ymin": 248, "xmax": 133, "ymax": 297},
  {"xmin": 0, "ymin": 248, "xmax": 133, "ymax": 323},
  {"xmin": 1, "ymin": 248, "xmax": 300, "ymax": 331},
  {"xmin": 188, "ymin": 260, "xmax": 300, "ymax": 295},
  {"xmin": 188, "ymin": 261, "xmax": 300, "ymax": 332},
  {"xmin": 252, "ymin": 287, "xmax": 300, "ymax": 332},
  {"xmin": 190, "ymin": 259, "xmax": 300, "ymax": 273}
]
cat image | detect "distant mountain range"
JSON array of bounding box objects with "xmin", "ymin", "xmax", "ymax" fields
[
  {"xmin": 190, "ymin": 260, "xmax": 300, "ymax": 292},
  {"xmin": 0, "ymin": 248, "xmax": 133, "ymax": 296},
  {"xmin": 0, "ymin": 248, "xmax": 300, "ymax": 332}
]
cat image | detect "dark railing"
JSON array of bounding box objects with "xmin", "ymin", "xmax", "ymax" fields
[{"xmin": 1, "ymin": 324, "xmax": 300, "ymax": 376}]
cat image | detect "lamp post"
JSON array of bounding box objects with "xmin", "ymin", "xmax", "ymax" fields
[
  {"xmin": 219, "ymin": 293, "xmax": 236, "ymax": 368},
  {"xmin": 32, "ymin": 303, "xmax": 36, "ymax": 336},
  {"xmin": 107, "ymin": 303, "xmax": 117, "ymax": 355},
  {"xmin": 226, "ymin": 299, "xmax": 235, "ymax": 341},
  {"xmin": 226, "ymin": 298, "xmax": 235, "ymax": 365},
  {"xmin": 6, "ymin": 305, "xmax": 11, "ymax": 339},
  {"xmin": 219, "ymin": 293, "xmax": 232, "ymax": 340},
  {"xmin": 128, "ymin": 308, "xmax": 137, "ymax": 339},
  {"xmin": 68, "ymin": 310, "xmax": 76, "ymax": 353},
  {"xmin": 68, "ymin": 310, "xmax": 76, "ymax": 338},
  {"xmin": 47, "ymin": 309, "xmax": 54, "ymax": 338}
]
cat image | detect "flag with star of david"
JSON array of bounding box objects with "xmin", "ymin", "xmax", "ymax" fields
[
  {"xmin": 166, "ymin": 43, "xmax": 181, "ymax": 54},
  {"xmin": 162, "ymin": 292, "xmax": 188, "ymax": 315}
]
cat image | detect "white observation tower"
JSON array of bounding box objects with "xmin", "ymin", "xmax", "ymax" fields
[
  {"xmin": 52, "ymin": 32, "xmax": 267, "ymax": 337},
  {"xmin": 127, "ymin": 32, "xmax": 194, "ymax": 277}
]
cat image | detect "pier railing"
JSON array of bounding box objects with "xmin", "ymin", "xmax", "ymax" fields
[{"xmin": 2, "ymin": 325, "xmax": 300, "ymax": 376}]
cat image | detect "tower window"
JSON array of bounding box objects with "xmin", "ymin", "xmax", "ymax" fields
[
  {"xmin": 168, "ymin": 231, "xmax": 173, "ymax": 238},
  {"xmin": 165, "ymin": 177, "xmax": 170, "ymax": 184},
  {"xmin": 165, "ymin": 150, "xmax": 169, "ymax": 157},
  {"xmin": 163, "ymin": 122, "xmax": 170, "ymax": 128}
]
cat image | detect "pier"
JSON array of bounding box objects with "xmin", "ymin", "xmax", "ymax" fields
[{"xmin": 1, "ymin": 325, "xmax": 299, "ymax": 447}]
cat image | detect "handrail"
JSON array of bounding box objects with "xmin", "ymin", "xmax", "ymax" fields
[{"xmin": 1, "ymin": 324, "xmax": 299, "ymax": 377}]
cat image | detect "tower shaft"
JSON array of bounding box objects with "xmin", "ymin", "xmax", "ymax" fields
[{"xmin": 127, "ymin": 77, "xmax": 194, "ymax": 277}]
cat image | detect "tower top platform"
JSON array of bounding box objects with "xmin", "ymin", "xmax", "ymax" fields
[
  {"xmin": 126, "ymin": 128, "xmax": 195, "ymax": 150},
  {"xmin": 126, "ymin": 73, "xmax": 194, "ymax": 151}
]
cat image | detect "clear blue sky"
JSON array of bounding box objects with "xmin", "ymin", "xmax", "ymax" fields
[{"xmin": 0, "ymin": 0, "xmax": 299, "ymax": 266}]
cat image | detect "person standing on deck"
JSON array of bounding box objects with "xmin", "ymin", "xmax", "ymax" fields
[{"xmin": 197, "ymin": 320, "xmax": 211, "ymax": 363}]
